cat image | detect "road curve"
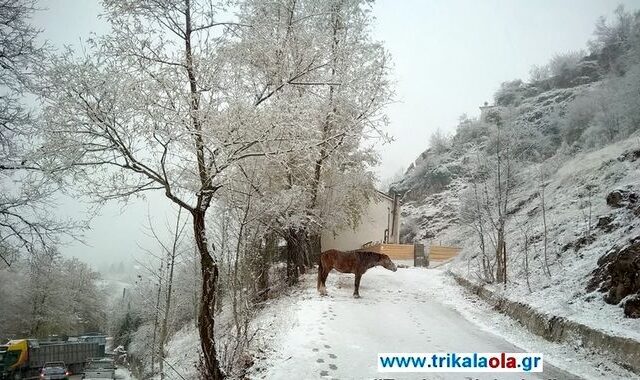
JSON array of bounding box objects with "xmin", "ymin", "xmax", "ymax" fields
[{"xmin": 255, "ymin": 266, "xmax": 580, "ymax": 380}]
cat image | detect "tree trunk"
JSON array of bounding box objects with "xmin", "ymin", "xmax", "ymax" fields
[
  {"xmin": 495, "ymin": 226, "xmax": 506, "ymax": 284},
  {"xmin": 502, "ymin": 239, "xmax": 507, "ymax": 285},
  {"xmin": 193, "ymin": 245, "xmax": 199, "ymax": 330},
  {"xmin": 308, "ymin": 233, "xmax": 321, "ymax": 266},
  {"xmin": 151, "ymin": 262, "xmax": 164, "ymax": 377},
  {"xmin": 523, "ymin": 232, "xmax": 531, "ymax": 292},
  {"xmin": 285, "ymin": 228, "xmax": 309, "ymax": 285},
  {"xmin": 193, "ymin": 210, "xmax": 224, "ymax": 380},
  {"xmin": 256, "ymin": 233, "xmax": 276, "ymax": 302},
  {"xmin": 540, "ymin": 172, "xmax": 551, "ymax": 277},
  {"xmin": 159, "ymin": 212, "xmax": 179, "ymax": 380},
  {"xmin": 472, "ymin": 178, "xmax": 492, "ymax": 282},
  {"xmin": 285, "ymin": 231, "xmax": 298, "ymax": 286}
]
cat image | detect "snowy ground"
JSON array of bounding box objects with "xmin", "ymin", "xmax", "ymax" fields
[
  {"xmin": 68, "ymin": 368, "xmax": 136, "ymax": 380},
  {"xmin": 247, "ymin": 267, "xmax": 636, "ymax": 380},
  {"xmin": 114, "ymin": 368, "xmax": 137, "ymax": 380}
]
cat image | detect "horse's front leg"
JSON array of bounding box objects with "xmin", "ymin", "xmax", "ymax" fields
[
  {"xmin": 318, "ymin": 264, "xmax": 330, "ymax": 296},
  {"xmin": 353, "ymin": 273, "xmax": 362, "ymax": 298}
]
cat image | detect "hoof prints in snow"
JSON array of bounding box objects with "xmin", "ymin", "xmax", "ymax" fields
[{"xmin": 314, "ymin": 304, "xmax": 340, "ymax": 378}]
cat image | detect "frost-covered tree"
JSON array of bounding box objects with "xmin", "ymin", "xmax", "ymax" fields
[
  {"xmin": 494, "ymin": 79, "xmax": 525, "ymax": 106},
  {"xmin": 548, "ymin": 51, "xmax": 584, "ymax": 77},
  {"xmin": 562, "ymin": 61, "xmax": 640, "ymax": 149},
  {"xmin": 584, "ymin": 85, "xmax": 622, "ymax": 145},
  {"xmin": 562, "ymin": 91, "xmax": 597, "ymax": 146},
  {"xmin": 458, "ymin": 146, "xmax": 493, "ymax": 282},
  {"xmin": 286, "ymin": 0, "xmax": 390, "ymax": 279},
  {"xmin": 0, "ymin": 249, "xmax": 106, "ymax": 338},
  {"xmin": 223, "ymin": 0, "xmax": 391, "ymax": 284},
  {"xmin": 588, "ymin": 5, "xmax": 637, "ymax": 73},
  {"xmin": 472, "ymin": 109, "xmax": 523, "ymax": 284},
  {"xmin": 120, "ymin": 208, "xmax": 194, "ymax": 379},
  {"xmin": 613, "ymin": 63, "xmax": 640, "ymax": 133},
  {"xmin": 0, "ymin": 0, "xmax": 40, "ymax": 172},
  {"xmin": 38, "ymin": 0, "xmax": 302, "ymax": 375},
  {"xmin": 429, "ymin": 128, "xmax": 450, "ymax": 154},
  {"xmin": 0, "ymin": 0, "xmax": 82, "ymax": 266},
  {"xmin": 529, "ymin": 64, "xmax": 551, "ymax": 83},
  {"xmin": 39, "ymin": 0, "xmax": 390, "ymax": 377}
]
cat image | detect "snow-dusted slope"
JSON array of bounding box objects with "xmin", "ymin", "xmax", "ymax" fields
[{"xmin": 397, "ymin": 134, "xmax": 640, "ymax": 341}]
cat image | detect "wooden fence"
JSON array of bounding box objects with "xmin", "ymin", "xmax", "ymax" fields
[
  {"xmin": 360, "ymin": 243, "xmax": 415, "ymax": 260},
  {"xmin": 428, "ymin": 245, "xmax": 461, "ymax": 261},
  {"xmin": 358, "ymin": 243, "xmax": 461, "ymax": 266}
]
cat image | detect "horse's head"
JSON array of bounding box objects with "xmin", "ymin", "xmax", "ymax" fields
[{"xmin": 379, "ymin": 254, "xmax": 397, "ymax": 272}]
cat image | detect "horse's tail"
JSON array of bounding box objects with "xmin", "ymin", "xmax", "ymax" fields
[{"xmin": 317, "ymin": 254, "xmax": 323, "ymax": 290}]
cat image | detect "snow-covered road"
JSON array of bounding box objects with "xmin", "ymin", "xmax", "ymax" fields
[
  {"xmin": 252, "ymin": 267, "xmax": 580, "ymax": 380},
  {"xmin": 68, "ymin": 368, "xmax": 136, "ymax": 380}
]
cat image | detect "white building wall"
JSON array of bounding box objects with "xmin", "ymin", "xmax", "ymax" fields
[{"xmin": 321, "ymin": 193, "xmax": 399, "ymax": 251}]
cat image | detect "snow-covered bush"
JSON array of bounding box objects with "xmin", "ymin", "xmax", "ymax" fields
[
  {"xmin": 529, "ymin": 64, "xmax": 551, "ymax": 82},
  {"xmin": 588, "ymin": 5, "xmax": 638, "ymax": 74},
  {"xmin": 562, "ymin": 62, "xmax": 640, "ymax": 149},
  {"xmin": 429, "ymin": 128, "xmax": 452, "ymax": 154},
  {"xmin": 548, "ymin": 50, "xmax": 586, "ymax": 87},
  {"xmin": 494, "ymin": 79, "xmax": 526, "ymax": 106},
  {"xmin": 454, "ymin": 119, "xmax": 490, "ymax": 146},
  {"xmin": 612, "ymin": 63, "xmax": 640, "ymax": 135},
  {"xmin": 562, "ymin": 91, "xmax": 597, "ymax": 146}
]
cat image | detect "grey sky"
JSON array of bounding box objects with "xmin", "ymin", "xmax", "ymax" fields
[
  {"xmin": 30, "ymin": 0, "xmax": 639, "ymax": 266},
  {"xmin": 372, "ymin": 0, "xmax": 640, "ymax": 178}
]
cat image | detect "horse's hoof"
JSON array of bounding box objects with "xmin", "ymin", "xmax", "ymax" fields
[{"xmin": 353, "ymin": 294, "xmax": 361, "ymax": 299}]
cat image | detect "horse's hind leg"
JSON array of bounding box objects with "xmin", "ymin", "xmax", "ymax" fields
[
  {"xmin": 318, "ymin": 257, "xmax": 330, "ymax": 296},
  {"xmin": 353, "ymin": 273, "xmax": 362, "ymax": 298},
  {"xmin": 319, "ymin": 267, "xmax": 330, "ymax": 296}
]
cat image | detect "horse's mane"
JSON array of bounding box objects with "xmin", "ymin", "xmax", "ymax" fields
[{"xmin": 350, "ymin": 250, "xmax": 386, "ymax": 259}]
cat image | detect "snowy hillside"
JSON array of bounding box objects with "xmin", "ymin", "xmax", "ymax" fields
[
  {"xmin": 394, "ymin": 115, "xmax": 640, "ymax": 341},
  {"xmin": 394, "ymin": 82, "xmax": 599, "ymax": 242},
  {"xmin": 453, "ymin": 137, "xmax": 640, "ymax": 337}
]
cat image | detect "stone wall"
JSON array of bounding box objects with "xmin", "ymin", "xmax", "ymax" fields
[{"xmin": 451, "ymin": 273, "xmax": 640, "ymax": 374}]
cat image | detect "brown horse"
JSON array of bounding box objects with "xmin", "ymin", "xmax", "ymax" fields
[{"xmin": 317, "ymin": 249, "xmax": 397, "ymax": 298}]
